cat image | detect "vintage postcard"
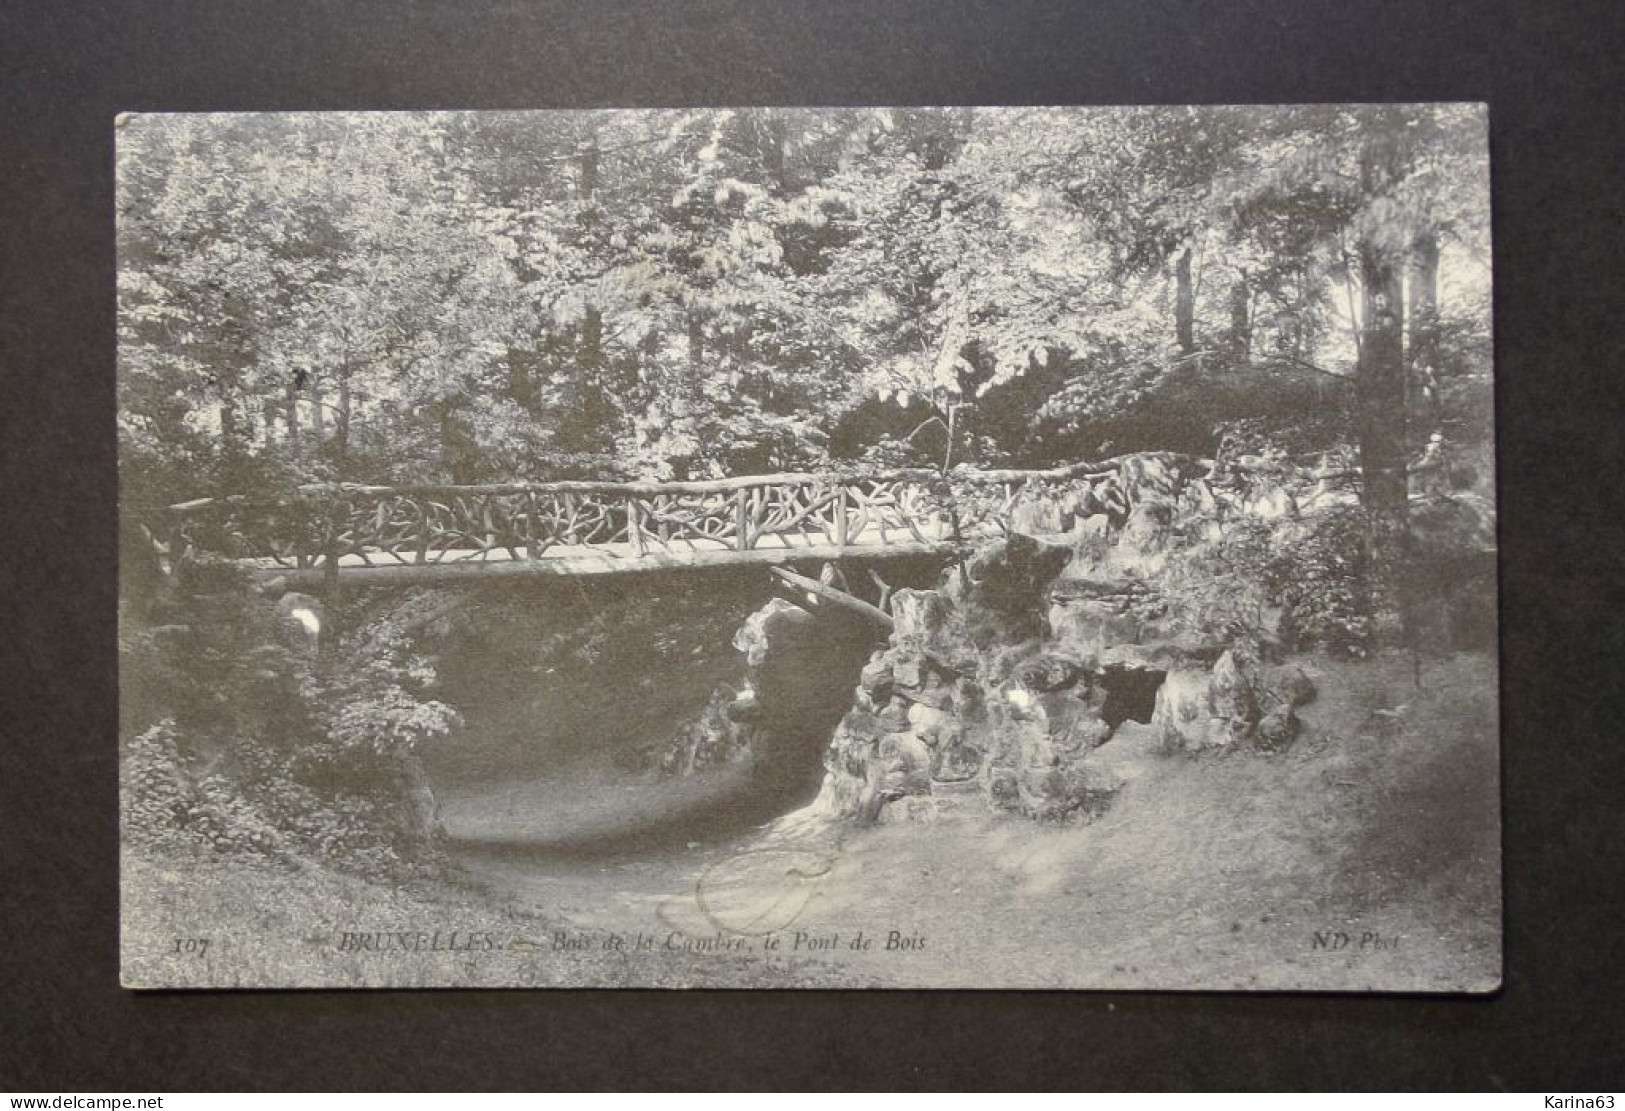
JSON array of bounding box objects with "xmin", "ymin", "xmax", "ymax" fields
[{"xmin": 118, "ymin": 105, "xmax": 1498, "ymax": 990}]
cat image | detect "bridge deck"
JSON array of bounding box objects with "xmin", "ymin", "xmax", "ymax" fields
[
  {"xmin": 251, "ymin": 523, "xmax": 988, "ymax": 588},
  {"xmin": 168, "ymin": 458, "xmax": 1146, "ymax": 588}
]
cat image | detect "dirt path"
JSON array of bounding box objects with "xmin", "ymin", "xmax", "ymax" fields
[{"xmin": 450, "ymin": 652, "xmax": 1501, "ymax": 991}]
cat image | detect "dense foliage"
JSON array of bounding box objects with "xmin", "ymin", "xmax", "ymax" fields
[
  {"xmin": 119, "ymin": 106, "xmax": 1491, "ymax": 500},
  {"xmin": 121, "ymin": 565, "xmax": 458, "ymax": 868}
]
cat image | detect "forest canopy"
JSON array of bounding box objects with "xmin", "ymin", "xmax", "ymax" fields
[{"xmin": 117, "ymin": 105, "xmax": 1491, "ymax": 505}]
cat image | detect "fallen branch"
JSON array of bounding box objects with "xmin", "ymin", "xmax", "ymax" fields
[
  {"xmin": 770, "ymin": 567, "xmax": 895, "ymax": 631},
  {"xmin": 867, "ymin": 568, "xmax": 894, "ymax": 614}
]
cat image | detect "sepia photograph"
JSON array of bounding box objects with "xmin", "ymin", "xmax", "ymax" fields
[{"xmin": 116, "ymin": 104, "xmax": 1498, "ymax": 991}]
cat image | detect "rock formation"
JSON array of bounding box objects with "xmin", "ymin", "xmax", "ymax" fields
[{"xmin": 806, "ymin": 453, "xmax": 1329, "ymax": 825}]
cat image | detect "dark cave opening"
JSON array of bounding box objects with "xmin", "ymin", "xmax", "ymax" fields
[{"xmin": 1099, "ymin": 665, "xmax": 1167, "ymax": 729}]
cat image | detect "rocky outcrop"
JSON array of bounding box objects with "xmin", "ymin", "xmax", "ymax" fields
[
  {"xmin": 952, "ymin": 533, "xmax": 1072, "ymax": 648},
  {"xmin": 732, "ymin": 596, "xmax": 811, "ymax": 666},
  {"xmin": 657, "ymin": 593, "xmax": 881, "ymax": 780},
  {"xmin": 813, "ymin": 530, "xmax": 1182, "ymax": 824},
  {"xmin": 803, "ymin": 451, "xmax": 1347, "ymax": 826},
  {"xmin": 1046, "ymin": 576, "xmax": 1168, "ymax": 666},
  {"xmin": 1152, "ymin": 651, "xmax": 1317, "ymax": 753}
]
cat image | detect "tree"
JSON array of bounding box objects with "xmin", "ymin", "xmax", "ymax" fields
[{"xmin": 119, "ymin": 105, "xmax": 1489, "ymax": 507}]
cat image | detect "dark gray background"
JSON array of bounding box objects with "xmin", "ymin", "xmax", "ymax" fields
[{"xmin": 3, "ymin": 0, "xmax": 1622, "ymax": 1090}]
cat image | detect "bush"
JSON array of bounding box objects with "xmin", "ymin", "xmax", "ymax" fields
[
  {"xmin": 1162, "ymin": 515, "xmax": 1277, "ymax": 646},
  {"xmin": 121, "ymin": 573, "xmax": 461, "ymax": 870},
  {"xmin": 1265, "ymin": 508, "xmax": 1373, "ymax": 655},
  {"xmin": 122, "ymin": 720, "xmax": 281, "ymax": 857}
]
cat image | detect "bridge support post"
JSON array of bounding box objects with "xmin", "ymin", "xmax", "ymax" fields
[
  {"xmin": 834, "ymin": 484, "xmax": 849, "ymax": 548},
  {"xmin": 628, "ymin": 497, "xmax": 645, "ymax": 557},
  {"xmin": 735, "ymin": 488, "xmax": 749, "ymax": 551},
  {"xmin": 523, "ymin": 492, "xmax": 540, "ymax": 561}
]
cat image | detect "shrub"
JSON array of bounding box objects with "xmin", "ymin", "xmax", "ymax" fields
[
  {"xmin": 121, "ymin": 575, "xmax": 458, "ymax": 869},
  {"xmin": 1265, "ymin": 508, "xmax": 1373, "ymax": 654},
  {"xmin": 1162, "ymin": 514, "xmax": 1277, "ymax": 646},
  {"xmin": 122, "ymin": 720, "xmax": 281, "ymax": 857},
  {"xmin": 122, "ymin": 720, "xmax": 196, "ymax": 852}
]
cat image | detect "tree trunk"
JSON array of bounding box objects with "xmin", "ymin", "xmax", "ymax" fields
[
  {"xmin": 394, "ymin": 752, "xmax": 442, "ymax": 858},
  {"xmin": 1174, "ymin": 245, "xmax": 1196, "ymax": 356},
  {"xmin": 1228, "ymin": 273, "xmax": 1252, "ymax": 362},
  {"xmin": 1358, "ymin": 249, "xmax": 1407, "ymax": 532},
  {"xmin": 284, "ymin": 377, "xmax": 303, "ymax": 462},
  {"xmin": 507, "ymin": 348, "xmax": 536, "ymax": 412},
  {"xmin": 578, "ymin": 143, "xmax": 599, "ymax": 203},
  {"xmin": 580, "ymin": 304, "xmax": 606, "ymax": 430},
  {"xmin": 581, "ymin": 305, "xmax": 604, "ymax": 369},
  {"xmin": 1356, "ymin": 133, "xmax": 1411, "ymax": 643},
  {"xmin": 310, "ymin": 379, "xmax": 327, "ymax": 442},
  {"xmin": 1408, "ymin": 229, "xmax": 1442, "ymax": 440},
  {"xmin": 336, "ymin": 375, "xmax": 352, "ymax": 465},
  {"xmin": 217, "ymin": 391, "xmax": 246, "ymax": 492},
  {"xmin": 762, "ymin": 111, "xmax": 787, "ymax": 191},
  {"xmin": 687, "ymin": 312, "xmax": 705, "ymax": 379},
  {"xmin": 321, "ymin": 371, "xmax": 354, "ymax": 606},
  {"xmin": 437, "ymin": 399, "xmax": 458, "ymax": 481},
  {"xmin": 579, "ymin": 145, "xmax": 608, "ymax": 442}
]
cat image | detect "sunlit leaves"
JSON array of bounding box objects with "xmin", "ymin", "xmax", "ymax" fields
[{"xmin": 119, "ymin": 105, "xmax": 1491, "ymax": 494}]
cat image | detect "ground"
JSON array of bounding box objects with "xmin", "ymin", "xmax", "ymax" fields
[{"xmin": 122, "ymin": 650, "xmax": 1499, "ymax": 991}]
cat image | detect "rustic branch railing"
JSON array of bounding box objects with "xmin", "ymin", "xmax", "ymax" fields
[{"xmin": 162, "ymin": 455, "xmax": 1196, "ymax": 580}]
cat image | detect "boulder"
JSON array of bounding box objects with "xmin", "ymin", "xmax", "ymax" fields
[
  {"xmin": 876, "ymin": 795, "xmax": 951, "ymax": 824},
  {"xmin": 1175, "ymin": 479, "xmax": 1226, "ymax": 544},
  {"xmin": 889, "ymin": 589, "xmax": 959, "ymax": 656},
  {"xmin": 732, "ymin": 597, "xmax": 812, "ymax": 666},
  {"xmin": 876, "ymin": 695, "xmax": 913, "ymax": 734},
  {"xmin": 1045, "ymin": 577, "xmax": 1156, "ymax": 664},
  {"xmin": 1090, "ymin": 474, "xmax": 1129, "ymax": 520},
  {"xmin": 1064, "ymin": 516, "xmax": 1115, "ymax": 577},
  {"xmin": 1114, "ymin": 502, "xmax": 1177, "ymax": 576},
  {"xmin": 899, "ymin": 670, "xmax": 956, "ymax": 709},
  {"xmin": 1057, "ymin": 483, "xmax": 1103, "ymax": 527},
  {"xmin": 1009, "ymin": 489, "xmax": 1074, "ymax": 535},
  {"xmin": 1046, "ymin": 699, "xmax": 1112, "ymax": 752},
  {"xmin": 1116, "ymin": 452, "xmax": 1185, "ymax": 508},
  {"xmin": 1150, "ymin": 646, "xmax": 1274, "ymax": 750},
  {"xmin": 1120, "ymin": 501, "xmax": 1174, "ymax": 550},
  {"xmin": 1009, "ymin": 651, "xmax": 1082, "ymax": 693},
  {"xmin": 931, "ymin": 729, "xmax": 984, "ymax": 783},
  {"xmin": 1262, "ymin": 663, "xmax": 1316, "ymax": 709},
  {"xmin": 859, "ymin": 654, "xmax": 895, "ymax": 701},
  {"xmin": 1016, "ymin": 760, "xmax": 1123, "ymax": 821},
  {"xmin": 1153, "ymin": 666, "xmax": 1222, "ymax": 751},
  {"xmin": 877, "ymin": 732, "xmax": 934, "ymax": 799},
  {"xmin": 965, "ymin": 534, "xmax": 1073, "ymax": 617},
  {"xmin": 1026, "ymin": 687, "xmax": 1109, "ymax": 746},
  {"xmin": 1208, "ymin": 647, "xmax": 1261, "ymax": 744},
  {"xmin": 1256, "ymin": 704, "xmax": 1299, "ymax": 752},
  {"xmin": 837, "ymin": 708, "xmax": 885, "ymax": 745},
  {"xmin": 905, "ymin": 699, "xmax": 952, "ymax": 742},
  {"xmin": 952, "ymin": 676, "xmax": 985, "ymax": 718},
  {"xmin": 988, "ymin": 762, "xmax": 1022, "ymax": 810}
]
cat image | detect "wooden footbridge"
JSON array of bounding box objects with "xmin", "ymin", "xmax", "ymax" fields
[{"xmin": 161, "ymin": 457, "xmax": 1163, "ymax": 589}]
